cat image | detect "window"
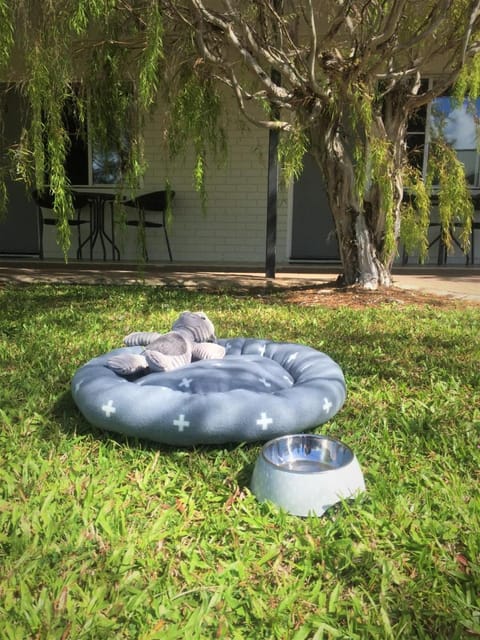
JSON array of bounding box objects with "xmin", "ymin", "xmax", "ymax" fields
[
  {"xmin": 429, "ymin": 96, "xmax": 480, "ymax": 186},
  {"xmin": 91, "ymin": 144, "xmax": 126, "ymax": 185},
  {"xmin": 406, "ymin": 104, "xmax": 428, "ymax": 172},
  {"xmin": 406, "ymin": 80, "xmax": 429, "ymax": 173},
  {"xmin": 407, "ymin": 79, "xmax": 480, "ymax": 188},
  {"xmin": 63, "ymin": 100, "xmax": 89, "ymax": 185},
  {"xmin": 62, "ymin": 97, "xmax": 127, "ymax": 186}
]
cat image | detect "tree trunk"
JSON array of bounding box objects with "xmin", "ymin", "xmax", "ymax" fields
[
  {"xmin": 310, "ymin": 125, "xmax": 401, "ymax": 290},
  {"xmin": 331, "ymin": 195, "xmax": 395, "ymax": 289}
]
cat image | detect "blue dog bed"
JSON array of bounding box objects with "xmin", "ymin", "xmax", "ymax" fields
[{"xmin": 71, "ymin": 338, "xmax": 346, "ymax": 446}]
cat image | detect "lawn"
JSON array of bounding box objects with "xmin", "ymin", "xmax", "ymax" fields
[{"xmin": 0, "ymin": 283, "xmax": 479, "ymax": 639}]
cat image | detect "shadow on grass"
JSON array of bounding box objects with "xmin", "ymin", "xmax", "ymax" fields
[
  {"xmin": 0, "ymin": 279, "xmax": 351, "ymax": 318},
  {"xmin": 53, "ymin": 389, "xmax": 264, "ymax": 472},
  {"xmin": 0, "ymin": 282, "xmax": 215, "ymax": 315}
]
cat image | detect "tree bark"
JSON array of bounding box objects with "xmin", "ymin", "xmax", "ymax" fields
[
  {"xmin": 308, "ymin": 98, "xmax": 409, "ymax": 290},
  {"xmin": 310, "ymin": 129, "xmax": 398, "ymax": 289}
]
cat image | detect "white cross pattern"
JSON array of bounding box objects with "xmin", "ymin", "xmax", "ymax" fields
[
  {"xmin": 322, "ymin": 397, "xmax": 333, "ymax": 413},
  {"xmin": 102, "ymin": 399, "xmax": 116, "ymax": 418},
  {"xmin": 259, "ymin": 377, "xmax": 271, "ymax": 388},
  {"xmin": 173, "ymin": 414, "xmax": 190, "ymax": 432},
  {"xmin": 256, "ymin": 412, "xmax": 273, "ymax": 431},
  {"xmin": 258, "ymin": 344, "xmax": 266, "ymax": 357},
  {"xmin": 179, "ymin": 377, "xmax": 193, "ymax": 389},
  {"xmin": 286, "ymin": 352, "xmax": 298, "ymax": 364}
]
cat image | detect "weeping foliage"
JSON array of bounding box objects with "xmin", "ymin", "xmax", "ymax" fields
[
  {"xmin": 137, "ymin": 2, "xmax": 164, "ymax": 112},
  {"xmin": 0, "ymin": 0, "xmax": 479, "ymax": 269},
  {"xmin": 293, "ymin": 74, "xmax": 403, "ymax": 262},
  {"xmin": 455, "ymin": 53, "xmax": 480, "ymax": 100},
  {"xmin": 277, "ymin": 126, "xmax": 308, "ymax": 185},
  {"xmin": 0, "ymin": 2, "xmax": 134, "ymax": 254},
  {"xmin": 0, "ymin": 2, "xmax": 18, "ymax": 216},
  {"xmin": 20, "ymin": 13, "xmax": 76, "ymax": 252},
  {"xmin": 369, "ymin": 137, "xmax": 396, "ymax": 259},
  {"xmin": 400, "ymin": 166, "xmax": 431, "ymax": 262},
  {"xmin": 0, "ymin": 0, "xmax": 184, "ymax": 256},
  {"xmin": 399, "ymin": 47, "xmax": 480, "ymax": 262},
  {"xmin": 351, "ymin": 84, "xmax": 374, "ymax": 205},
  {"xmin": 427, "ymin": 139, "xmax": 473, "ymax": 251},
  {"xmin": 0, "ymin": 0, "xmax": 14, "ymax": 74},
  {"xmin": 85, "ymin": 45, "xmax": 145, "ymax": 191},
  {"xmin": 167, "ymin": 73, "xmax": 226, "ymax": 213},
  {"xmin": 400, "ymin": 135, "xmax": 474, "ymax": 262}
]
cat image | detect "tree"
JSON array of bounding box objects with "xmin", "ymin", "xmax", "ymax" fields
[
  {"xmin": 167, "ymin": 0, "xmax": 480, "ymax": 287},
  {"xmin": 1, "ymin": 1, "xmax": 480, "ymax": 288}
]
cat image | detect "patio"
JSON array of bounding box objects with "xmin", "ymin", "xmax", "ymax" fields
[{"xmin": 0, "ymin": 259, "xmax": 479, "ymax": 302}]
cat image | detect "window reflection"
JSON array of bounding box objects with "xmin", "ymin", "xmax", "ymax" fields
[
  {"xmin": 92, "ymin": 146, "xmax": 125, "ymax": 185},
  {"xmin": 430, "ymin": 96, "xmax": 480, "ymax": 186},
  {"xmin": 59, "ymin": 96, "xmax": 127, "ymax": 186}
]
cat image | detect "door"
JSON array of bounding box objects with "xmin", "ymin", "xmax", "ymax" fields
[
  {"xmin": 290, "ymin": 152, "xmax": 339, "ymax": 260},
  {"xmin": 0, "ymin": 87, "xmax": 39, "ymax": 255}
]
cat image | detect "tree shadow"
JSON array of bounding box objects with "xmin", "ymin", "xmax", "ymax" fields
[{"xmin": 53, "ymin": 389, "xmax": 265, "ymax": 470}]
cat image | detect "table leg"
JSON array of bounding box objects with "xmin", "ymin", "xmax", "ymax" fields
[
  {"xmin": 77, "ymin": 202, "xmax": 95, "ymax": 260},
  {"xmin": 77, "ymin": 194, "xmax": 121, "ymax": 260},
  {"xmin": 97, "ymin": 201, "xmax": 120, "ymax": 260}
]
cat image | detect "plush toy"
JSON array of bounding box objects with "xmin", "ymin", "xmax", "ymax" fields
[{"xmin": 107, "ymin": 311, "xmax": 225, "ymax": 376}]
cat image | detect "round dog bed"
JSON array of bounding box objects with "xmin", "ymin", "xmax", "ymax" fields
[{"xmin": 71, "ymin": 338, "xmax": 346, "ymax": 446}]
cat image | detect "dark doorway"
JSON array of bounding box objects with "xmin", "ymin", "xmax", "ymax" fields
[
  {"xmin": 291, "ymin": 153, "xmax": 340, "ymax": 261},
  {"xmin": 0, "ymin": 86, "xmax": 39, "ymax": 255}
]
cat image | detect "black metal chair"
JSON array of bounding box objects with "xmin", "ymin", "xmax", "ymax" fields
[
  {"xmin": 122, "ymin": 190, "xmax": 174, "ymax": 262},
  {"xmin": 469, "ymin": 221, "xmax": 480, "ymax": 265},
  {"xmin": 469, "ymin": 194, "xmax": 480, "ymax": 265},
  {"xmin": 32, "ymin": 189, "xmax": 91, "ymax": 259},
  {"xmin": 402, "ymin": 192, "xmax": 470, "ymax": 265}
]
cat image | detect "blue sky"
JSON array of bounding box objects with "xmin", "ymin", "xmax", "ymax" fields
[{"xmin": 431, "ymin": 97, "xmax": 480, "ymax": 150}]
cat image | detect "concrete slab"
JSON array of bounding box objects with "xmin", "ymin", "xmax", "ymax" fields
[{"xmin": 0, "ymin": 260, "xmax": 479, "ymax": 302}]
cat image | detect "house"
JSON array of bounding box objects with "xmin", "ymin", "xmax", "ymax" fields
[{"xmin": 0, "ymin": 82, "xmax": 478, "ymax": 266}]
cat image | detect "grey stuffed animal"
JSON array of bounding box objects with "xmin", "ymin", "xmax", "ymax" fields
[{"xmin": 107, "ymin": 311, "xmax": 225, "ymax": 376}]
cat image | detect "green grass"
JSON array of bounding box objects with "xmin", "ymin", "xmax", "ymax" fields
[{"xmin": 0, "ymin": 283, "xmax": 479, "ymax": 639}]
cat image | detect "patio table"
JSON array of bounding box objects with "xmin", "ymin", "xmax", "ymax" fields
[{"xmin": 76, "ymin": 190, "xmax": 121, "ymax": 261}]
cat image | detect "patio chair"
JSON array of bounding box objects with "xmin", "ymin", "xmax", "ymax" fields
[
  {"xmin": 122, "ymin": 190, "xmax": 174, "ymax": 262},
  {"xmin": 469, "ymin": 194, "xmax": 480, "ymax": 265},
  {"xmin": 469, "ymin": 221, "xmax": 480, "ymax": 265},
  {"xmin": 402, "ymin": 192, "xmax": 470, "ymax": 265},
  {"xmin": 32, "ymin": 189, "xmax": 91, "ymax": 259}
]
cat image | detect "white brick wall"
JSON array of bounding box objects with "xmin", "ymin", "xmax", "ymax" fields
[{"xmin": 43, "ymin": 100, "xmax": 291, "ymax": 264}]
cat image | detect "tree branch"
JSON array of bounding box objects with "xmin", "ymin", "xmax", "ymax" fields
[
  {"xmin": 306, "ymin": 0, "xmax": 321, "ymax": 93},
  {"xmin": 225, "ymin": 68, "xmax": 292, "ymax": 131},
  {"xmin": 398, "ymin": 0, "xmax": 451, "ymax": 50},
  {"xmin": 323, "ymin": 0, "xmax": 356, "ymax": 44},
  {"xmin": 369, "ymin": 0, "xmax": 409, "ymax": 49},
  {"xmin": 241, "ymin": 21, "xmax": 304, "ymax": 87},
  {"xmin": 190, "ymin": 0, "xmax": 292, "ymax": 101},
  {"xmin": 459, "ymin": 0, "xmax": 480, "ymax": 62}
]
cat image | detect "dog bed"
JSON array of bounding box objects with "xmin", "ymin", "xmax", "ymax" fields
[{"xmin": 71, "ymin": 338, "xmax": 346, "ymax": 446}]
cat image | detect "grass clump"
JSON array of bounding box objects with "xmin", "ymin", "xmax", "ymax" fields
[{"xmin": 0, "ymin": 283, "xmax": 479, "ymax": 639}]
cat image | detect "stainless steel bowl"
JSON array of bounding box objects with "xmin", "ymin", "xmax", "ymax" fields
[{"xmin": 251, "ymin": 434, "xmax": 365, "ymax": 516}]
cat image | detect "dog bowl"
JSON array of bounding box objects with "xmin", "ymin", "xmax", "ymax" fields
[{"xmin": 250, "ymin": 434, "xmax": 365, "ymax": 516}]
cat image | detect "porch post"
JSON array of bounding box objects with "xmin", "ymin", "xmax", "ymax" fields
[
  {"xmin": 265, "ymin": 125, "xmax": 279, "ymax": 279},
  {"xmin": 265, "ymin": 67, "xmax": 281, "ymax": 280},
  {"xmin": 265, "ymin": 0, "xmax": 282, "ymax": 279}
]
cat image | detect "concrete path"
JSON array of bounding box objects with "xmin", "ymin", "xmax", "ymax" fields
[
  {"xmin": 0, "ymin": 260, "xmax": 479, "ymax": 302},
  {"xmin": 391, "ymin": 267, "xmax": 480, "ymax": 302}
]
